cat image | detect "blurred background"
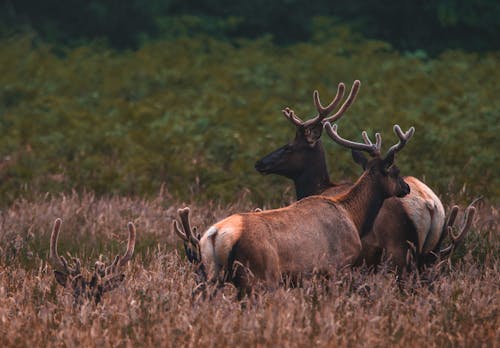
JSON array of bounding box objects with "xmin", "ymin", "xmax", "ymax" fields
[{"xmin": 0, "ymin": 0, "xmax": 498, "ymax": 206}]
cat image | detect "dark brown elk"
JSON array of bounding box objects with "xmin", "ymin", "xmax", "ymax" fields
[
  {"xmin": 255, "ymin": 85, "xmax": 456, "ymax": 270},
  {"xmin": 48, "ymin": 218, "xmax": 136, "ymax": 303},
  {"xmin": 197, "ymin": 122, "xmax": 413, "ymax": 294},
  {"xmin": 254, "ymin": 80, "xmax": 360, "ymax": 199}
]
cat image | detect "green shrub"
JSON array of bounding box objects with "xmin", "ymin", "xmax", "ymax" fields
[{"xmin": 0, "ymin": 28, "xmax": 498, "ymax": 206}]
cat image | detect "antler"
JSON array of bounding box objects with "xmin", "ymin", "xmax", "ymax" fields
[
  {"xmin": 49, "ymin": 218, "xmax": 66, "ymax": 273},
  {"xmin": 120, "ymin": 222, "xmax": 136, "ymax": 266},
  {"xmin": 100, "ymin": 222, "xmax": 136, "ymax": 276},
  {"xmin": 318, "ymin": 79, "xmax": 361, "ymax": 124},
  {"xmin": 282, "ymin": 80, "xmax": 361, "ymax": 128},
  {"xmin": 173, "ymin": 207, "xmax": 199, "ymax": 246},
  {"xmin": 440, "ymin": 205, "xmax": 476, "ymax": 258},
  {"xmin": 49, "ymin": 218, "xmax": 80, "ymax": 281},
  {"xmin": 384, "ymin": 125, "xmax": 415, "ymax": 159},
  {"xmin": 172, "ymin": 207, "xmax": 201, "ymax": 263},
  {"xmin": 323, "ymin": 122, "xmax": 382, "ymax": 157}
]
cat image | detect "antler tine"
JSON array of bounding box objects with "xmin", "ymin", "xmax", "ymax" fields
[
  {"xmin": 385, "ymin": 125, "xmax": 415, "ymax": 159},
  {"xmin": 321, "ymin": 79, "xmax": 361, "ymax": 124},
  {"xmin": 282, "ymin": 107, "xmax": 305, "ymax": 127},
  {"xmin": 450, "ymin": 206, "xmax": 476, "ymax": 243},
  {"xmin": 445, "ymin": 206, "xmax": 459, "ymax": 237},
  {"xmin": 324, "ymin": 122, "xmax": 381, "ymax": 156},
  {"xmin": 49, "ymin": 218, "xmax": 67, "ymax": 273},
  {"xmin": 172, "ymin": 220, "xmax": 188, "ymax": 241},
  {"xmin": 303, "ymin": 82, "xmax": 345, "ymax": 127},
  {"xmin": 118, "ymin": 222, "xmax": 136, "ymax": 266},
  {"xmin": 178, "ymin": 207, "xmax": 199, "ymax": 245},
  {"xmin": 282, "ymin": 80, "xmax": 360, "ymax": 129},
  {"xmin": 440, "ymin": 206, "xmax": 476, "ymax": 258}
]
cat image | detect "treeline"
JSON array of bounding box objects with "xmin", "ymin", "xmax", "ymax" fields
[{"xmin": 1, "ymin": 0, "xmax": 499, "ymax": 53}]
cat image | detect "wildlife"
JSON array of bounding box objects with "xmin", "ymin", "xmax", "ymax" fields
[
  {"xmin": 254, "ymin": 80, "xmax": 360, "ymax": 199},
  {"xmin": 255, "ymin": 82, "xmax": 452, "ymax": 270},
  {"xmin": 48, "ymin": 218, "xmax": 136, "ymax": 302},
  {"xmin": 178, "ymin": 121, "xmax": 415, "ymax": 294}
]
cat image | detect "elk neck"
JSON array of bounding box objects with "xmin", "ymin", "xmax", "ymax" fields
[
  {"xmin": 294, "ymin": 140, "xmax": 333, "ymax": 200},
  {"xmin": 334, "ymin": 169, "xmax": 386, "ymax": 237}
]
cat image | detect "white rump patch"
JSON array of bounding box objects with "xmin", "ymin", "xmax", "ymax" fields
[
  {"xmin": 200, "ymin": 226, "xmax": 219, "ymax": 279},
  {"xmin": 401, "ymin": 178, "xmax": 445, "ymax": 254}
]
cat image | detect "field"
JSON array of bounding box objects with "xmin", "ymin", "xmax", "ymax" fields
[
  {"xmin": 1, "ymin": 19, "xmax": 499, "ymax": 348},
  {"xmin": 0, "ymin": 192, "xmax": 497, "ymax": 347}
]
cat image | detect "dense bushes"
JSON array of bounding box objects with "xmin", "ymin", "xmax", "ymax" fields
[{"xmin": 0, "ymin": 26, "xmax": 498, "ymax": 206}]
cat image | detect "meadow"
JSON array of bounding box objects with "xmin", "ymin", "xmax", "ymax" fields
[
  {"xmin": 0, "ymin": 193, "xmax": 498, "ymax": 347},
  {"xmin": 0, "ymin": 22, "xmax": 499, "ymax": 347}
]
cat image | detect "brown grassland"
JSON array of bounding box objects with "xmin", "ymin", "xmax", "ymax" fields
[{"xmin": 0, "ymin": 191, "xmax": 498, "ymax": 347}]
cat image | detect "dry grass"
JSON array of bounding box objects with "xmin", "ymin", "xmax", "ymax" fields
[{"xmin": 0, "ymin": 192, "xmax": 498, "ymax": 347}]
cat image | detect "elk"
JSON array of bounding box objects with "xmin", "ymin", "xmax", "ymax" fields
[
  {"xmin": 191, "ymin": 122, "xmax": 414, "ymax": 294},
  {"xmin": 48, "ymin": 218, "xmax": 136, "ymax": 303},
  {"xmin": 255, "ymin": 83, "xmax": 457, "ymax": 270},
  {"xmin": 254, "ymin": 80, "xmax": 360, "ymax": 199}
]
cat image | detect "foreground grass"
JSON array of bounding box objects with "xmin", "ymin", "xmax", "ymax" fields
[{"xmin": 0, "ymin": 193, "xmax": 498, "ymax": 347}]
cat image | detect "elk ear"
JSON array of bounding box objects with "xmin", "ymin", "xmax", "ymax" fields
[
  {"xmin": 54, "ymin": 271, "xmax": 68, "ymax": 287},
  {"xmin": 351, "ymin": 150, "xmax": 368, "ymax": 169}
]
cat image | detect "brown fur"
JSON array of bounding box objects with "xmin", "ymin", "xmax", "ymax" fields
[
  {"xmin": 353, "ymin": 176, "xmax": 444, "ymax": 269},
  {"xmin": 201, "ymin": 159, "xmax": 409, "ymax": 291},
  {"xmin": 257, "ymin": 128, "xmax": 444, "ymax": 270}
]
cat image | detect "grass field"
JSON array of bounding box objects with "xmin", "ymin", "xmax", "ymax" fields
[{"xmin": 0, "ymin": 192, "xmax": 497, "ymax": 347}]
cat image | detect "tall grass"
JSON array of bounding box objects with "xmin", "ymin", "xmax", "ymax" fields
[{"xmin": 0, "ymin": 193, "xmax": 497, "ymax": 347}]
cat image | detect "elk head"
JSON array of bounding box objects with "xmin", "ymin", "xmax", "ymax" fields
[
  {"xmin": 254, "ymin": 80, "xmax": 361, "ymax": 177},
  {"xmin": 48, "ymin": 218, "xmax": 136, "ymax": 303},
  {"xmin": 255, "ymin": 81, "xmax": 360, "ymax": 199},
  {"xmin": 324, "ymin": 122, "xmax": 414, "ymax": 199}
]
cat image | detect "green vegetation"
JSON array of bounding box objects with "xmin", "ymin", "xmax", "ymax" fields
[{"xmin": 0, "ymin": 23, "xmax": 498, "ymax": 206}]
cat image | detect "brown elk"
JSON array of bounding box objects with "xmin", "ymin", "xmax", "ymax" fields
[
  {"xmin": 255, "ymin": 84, "xmax": 458, "ymax": 270},
  {"xmin": 48, "ymin": 218, "xmax": 136, "ymax": 303},
  {"xmin": 192, "ymin": 122, "xmax": 414, "ymax": 294},
  {"xmin": 254, "ymin": 80, "xmax": 360, "ymax": 199}
]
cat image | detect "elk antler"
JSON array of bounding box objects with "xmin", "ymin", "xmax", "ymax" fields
[
  {"xmin": 99, "ymin": 222, "xmax": 137, "ymax": 276},
  {"xmin": 49, "ymin": 218, "xmax": 136, "ymax": 301},
  {"xmin": 439, "ymin": 205, "xmax": 476, "ymax": 258},
  {"xmin": 172, "ymin": 207, "xmax": 201, "ymax": 264},
  {"xmin": 323, "ymin": 122, "xmax": 382, "ymax": 157},
  {"xmin": 318, "ymin": 79, "xmax": 361, "ymax": 124},
  {"xmin": 282, "ymin": 80, "xmax": 361, "ymax": 128},
  {"xmin": 49, "ymin": 218, "xmax": 81, "ymax": 285},
  {"xmin": 384, "ymin": 125, "xmax": 415, "ymax": 160},
  {"xmin": 49, "ymin": 218, "xmax": 66, "ymax": 273},
  {"xmin": 173, "ymin": 207, "xmax": 199, "ymax": 246}
]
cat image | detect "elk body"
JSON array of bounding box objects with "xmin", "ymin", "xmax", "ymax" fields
[
  {"xmin": 184, "ymin": 123, "xmax": 414, "ymax": 293},
  {"xmin": 255, "ymin": 83, "xmax": 451, "ymax": 269},
  {"xmin": 48, "ymin": 218, "xmax": 136, "ymax": 303}
]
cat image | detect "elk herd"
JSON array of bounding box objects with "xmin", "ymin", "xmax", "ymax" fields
[{"xmin": 48, "ymin": 80, "xmax": 476, "ymax": 302}]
